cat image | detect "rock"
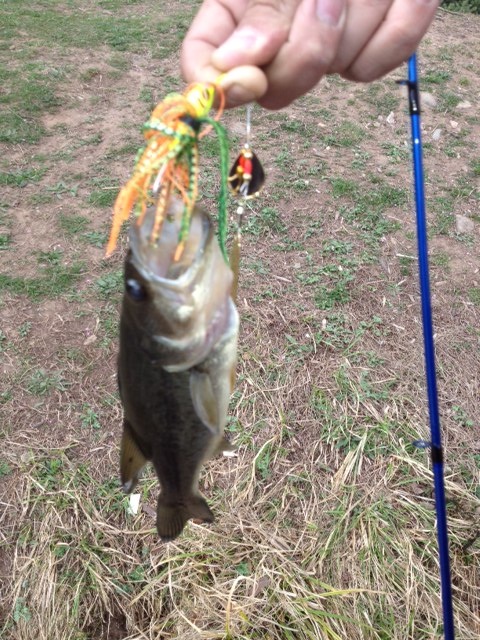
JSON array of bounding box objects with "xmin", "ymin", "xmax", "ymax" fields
[
  {"xmin": 432, "ymin": 128, "xmax": 442, "ymax": 141},
  {"xmin": 450, "ymin": 120, "xmax": 459, "ymax": 129},
  {"xmin": 386, "ymin": 111, "xmax": 395, "ymax": 125},
  {"xmin": 456, "ymin": 100, "xmax": 472, "ymax": 110},
  {"xmin": 420, "ymin": 91, "xmax": 437, "ymax": 108},
  {"xmin": 455, "ymin": 214, "xmax": 475, "ymax": 234}
]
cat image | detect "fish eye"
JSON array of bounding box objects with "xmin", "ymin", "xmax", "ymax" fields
[{"xmin": 126, "ymin": 278, "xmax": 147, "ymax": 302}]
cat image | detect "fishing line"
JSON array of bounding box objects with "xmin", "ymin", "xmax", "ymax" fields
[{"xmin": 399, "ymin": 53, "xmax": 455, "ymax": 640}]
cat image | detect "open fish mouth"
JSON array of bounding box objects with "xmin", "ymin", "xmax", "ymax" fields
[
  {"xmin": 128, "ymin": 197, "xmax": 210, "ymax": 283},
  {"xmin": 124, "ymin": 199, "xmax": 235, "ymax": 372}
]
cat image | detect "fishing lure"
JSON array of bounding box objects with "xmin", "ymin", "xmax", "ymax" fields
[
  {"xmin": 106, "ymin": 82, "xmax": 230, "ymax": 261},
  {"xmin": 228, "ymin": 104, "xmax": 265, "ymax": 300}
]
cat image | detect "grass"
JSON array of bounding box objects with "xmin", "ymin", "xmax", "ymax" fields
[
  {"xmin": 0, "ymin": 262, "xmax": 85, "ymax": 300},
  {"xmin": 0, "ymin": 3, "xmax": 479, "ymax": 640}
]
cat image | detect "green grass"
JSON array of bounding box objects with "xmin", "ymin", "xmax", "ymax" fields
[
  {"xmin": 87, "ymin": 177, "xmax": 119, "ymax": 208},
  {"xmin": 0, "ymin": 1, "xmax": 196, "ymax": 144},
  {"xmin": 324, "ymin": 121, "xmax": 367, "ymax": 147},
  {"xmin": 243, "ymin": 206, "xmax": 286, "ymax": 236},
  {"xmin": 0, "ymin": 262, "xmax": 85, "ymax": 300},
  {"xmin": 94, "ymin": 270, "xmax": 123, "ymax": 300},
  {"xmin": 1, "ymin": 5, "xmax": 180, "ymax": 55},
  {"xmin": 26, "ymin": 369, "xmax": 68, "ymax": 396},
  {"xmin": 468, "ymin": 287, "xmax": 480, "ymax": 306},
  {"xmin": 0, "ymin": 167, "xmax": 47, "ymax": 187},
  {"xmin": 422, "ymin": 70, "xmax": 451, "ymax": 84},
  {"xmin": 0, "ymin": 234, "xmax": 12, "ymax": 250},
  {"xmin": 58, "ymin": 213, "xmax": 90, "ymax": 235},
  {"xmin": 363, "ymin": 84, "xmax": 401, "ymax": 113}
]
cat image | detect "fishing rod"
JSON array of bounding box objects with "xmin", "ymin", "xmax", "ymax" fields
[{"xmin": 399, "ymin": 54, "xmax": 455, "ymax": 639}]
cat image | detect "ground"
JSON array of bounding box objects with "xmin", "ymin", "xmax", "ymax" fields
[{"xmin": 0, "ymin": 2, "xmax": 479, "ymax": 639}]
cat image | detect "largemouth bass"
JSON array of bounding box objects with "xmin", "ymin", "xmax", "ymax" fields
[{"xmin": 118, "ymin": 198, "xmax": 238, "ymax": 541}]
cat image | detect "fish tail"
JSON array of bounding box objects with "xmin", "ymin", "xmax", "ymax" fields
[{"xmin": 156, "ymin": 494, "xmax": 214, "ymax": 541}]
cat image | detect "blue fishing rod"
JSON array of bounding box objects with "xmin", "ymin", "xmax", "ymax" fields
[{"xmin": 399, "ymin": 54, "xmax": 455, "ymax": 639}]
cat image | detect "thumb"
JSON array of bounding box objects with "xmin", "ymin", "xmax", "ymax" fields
[{"xmin": 211, "ymin": 0, "xmax": 300, "ymax": 71}]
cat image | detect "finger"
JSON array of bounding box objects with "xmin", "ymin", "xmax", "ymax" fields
[
  {"xmin": 218, "ymin": 66, "xmax": 269, "ymax": 107},
  {"xmin": 211, "ymin": 0, "xmax": 301, "ymax": 70},
  {"xmin": 343, "ymin": 0, "xmax": 440, "ymax": 82},
  {"xmin": 328, "ymin": 0, "xmax": 394, "ymax": 74},
  {"xmin": 259, "ymin": 0, "xmax": 347, "ymax": 110},
  {"xmin": 181, "ymin": 0, "xmax": 244, "ymax": 84},
  {"xmin": 181, "ymin": 0, "xmax": 293, "ymax": 107}
]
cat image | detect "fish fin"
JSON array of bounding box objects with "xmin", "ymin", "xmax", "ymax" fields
[
  {"xmin": 120, "ymin": 421, "xmax": 147, "ymax": 494},
  {"xmin": 156, "ymin": 495, "xmax": 214, "ymax": 541},
  {"xmin": 190, "ymin": 370, "xmax": 219, "ymax": 433}
]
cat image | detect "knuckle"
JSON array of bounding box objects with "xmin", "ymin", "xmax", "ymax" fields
[
  {"xmin": 301, "ymin": 39, "xmax": 334, "ymax": 70},
  {"xmin": 388, "ymin": 19, "xmax": 419, "ymax": 52}
]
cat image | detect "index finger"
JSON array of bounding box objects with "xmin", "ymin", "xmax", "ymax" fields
[
  {"xmin": 181, "ymin": 0, "xmax": 240, "ymax": 84},
  {"xmin": 181, "ymin": 0, "xmax": 269, "ymax": 106}
]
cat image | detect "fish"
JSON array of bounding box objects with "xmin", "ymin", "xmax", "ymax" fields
[{"xmin": 117, "ymin": 197, "xmax": 238, "ymax": 541}]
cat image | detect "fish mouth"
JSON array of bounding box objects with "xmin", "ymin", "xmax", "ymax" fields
[
  {"xmin": 125, "ymin": 199, "xmax": 234, "ymax": 370},
  {"xmin": 128, "ymin": 199, "xmax": 210, "ymax": 287}
]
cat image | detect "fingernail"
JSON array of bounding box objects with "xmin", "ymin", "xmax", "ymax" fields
[
  {"xmin": 316, "ymin": 0, "xmax": 344, "ymax": 26},
  {"xmin": 214, "ymin": 28, "xmax": 264, "ymax": 66}
]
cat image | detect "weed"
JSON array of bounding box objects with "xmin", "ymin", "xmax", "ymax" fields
[
  {"xmin": 0, "ymin": 263, "xmax": 85, "ymax": 300},
  {"xmin": 0, "ymin": 234, "xmax": 12, "ymax": 249},
  {"xmin": 382, "ymin": 142, "xmax": 409, "ymax": 163},
  {"xmin": 80, "ymin": 404, "xmax": 101, "ymax": 430},
  {"xmin": 422, "ymin": 70, "xmax": 451, "ymax": 84},
  {"xmin": 95, "ymin": 271, "xmax": 123, "ymax": 300},
  {"xmin": 37, "ymin": 249, "xmax": 62, "ymax": 266},
  {"xmin": 26, "ymin": 369, "xmax": 68, "ymax": 396},
  {"xmin": 0, "ymin": 459, "xmax": 12, "ymax": 477},
  {"xmin": 254, "ymin": 441, "xmax": 272, "ymax": 480},
  {"xmin": 59, "ymin": 213, "xmax": 90, "ymax": 235},
  {"xmin": 46, "ymin": 181, "xmax": 79, "ymax": 199},
  {"xmin": 399, "ymin": 255, "xmax": 416, "ymax": 276},
  {"xmin": 243, "ymin": 207, "xmax": 286, "ymax": 236},
  {"xmin": 18, "ymin": 322, "xmax": 32, "ymax": 338},
  {"xmin": 363, "ymin": 84, "xmax": 401, "ymax": 112},
  {"xmin": 468, "ymin": 287, "xmax": 480, "ymax": 306},
  {"xmin": 0, "ymin": 167, "xmax": 47, "ymax": 187},
  {"xmin": 0, "ymin": 390, "xmax": 12, "ymax": 404},
  {"xmin": 438, "ymin": 92, "xmax": 462, "ymax": 112},
  {"xmin": 331, "ymin": 177, "xmax": 358, "ymax": 198},
  {"xmin": 431, "ymin": 196, "xmax": 454, "ymax": 234},
  {"xmin": 452, "ymin": 405, "xmax": 474, "ymax": 428},
  {"xmin": 324, "ymin": 121, "xmax": 366, "ymax": 147},
  {"xmin": 430, "ymin": 252, "xmax": 450, "ymax": 269},
  {"xmin": 312, "ymin": 267, "xmax": 355, "ymax": 310},
  {"xmin": 82, "ymin": 230, "xmax": 108, "ymax": 248},
  {"xmin": 13, "ymin": 598, "xmax": 31, "ymax": 624},
  {"xmin": 0, "ymin": 112, "xmax": 45, "ymax": 144},
  {"xmin": 87, "ymin": 177, "xmax": 118, "ymax": 208},
  {"xmin": 2, "ymin": 329, "xmax": 11, "ymax": 350}
]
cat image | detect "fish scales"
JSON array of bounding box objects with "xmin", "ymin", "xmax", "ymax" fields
[{"xmin": 118, "ymin": 198, "xmax": 238, "ymax": 541}]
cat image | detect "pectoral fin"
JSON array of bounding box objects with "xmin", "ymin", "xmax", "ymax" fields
[
  {"xmin": 190, "ymin": 316, "xmax": 238, "ymax": 435},
  {"xmin": 120, "ymin": 420, "xmax": 147, "ymax": 494},
  {"xmin": 190, "ymin": 369, "xmax": 219, "ymax": 433}
]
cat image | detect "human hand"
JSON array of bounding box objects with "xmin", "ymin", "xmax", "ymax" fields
[{"xmin": 181, "ymin": 0, "xmax": 440, "ymax": 110}]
